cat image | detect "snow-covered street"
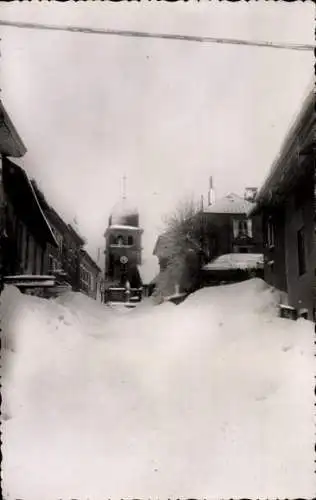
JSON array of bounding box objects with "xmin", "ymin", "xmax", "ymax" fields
[{"xmin": 1, "ymin": 279, "xmax": 315, "ymax": 499}]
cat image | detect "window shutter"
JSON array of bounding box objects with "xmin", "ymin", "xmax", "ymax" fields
[
  {"xmin": 247, "ymin": 219, "xmax": 253, "ymax": 238},
  {"xmin": 268, "ymin": 220, "xmax": 272, "ymax": 246},
  {"xmin": 233, "ymin": 219, "xmax": 239, "ymax": 238}
]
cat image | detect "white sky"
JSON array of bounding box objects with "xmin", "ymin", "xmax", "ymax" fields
[{"xmin": 0, "ymin": 1, "xmax": 314, "ymax": 262}]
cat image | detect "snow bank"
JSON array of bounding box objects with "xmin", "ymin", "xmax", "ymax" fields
[{"xmin": 1, "ymin": 279, "xmax": 314, "ymax": 499}]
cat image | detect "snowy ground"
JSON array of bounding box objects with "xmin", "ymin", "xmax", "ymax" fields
[{"xmin": 1, "ymin": 279, "xmax": 315, "ymax": 499}]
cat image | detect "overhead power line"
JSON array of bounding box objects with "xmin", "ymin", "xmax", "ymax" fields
[{"xmin": 0, "ymin": 19, "xmax": 315, "ymax": 52}]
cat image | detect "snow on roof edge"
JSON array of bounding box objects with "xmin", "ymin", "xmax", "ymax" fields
[
  {"xmin": 202, "ymin": 253, "xmax": 264, "ymax": 271},
  {"xmin": 203, "ymin": 193, "xmax": 255, "ymax": 215}
]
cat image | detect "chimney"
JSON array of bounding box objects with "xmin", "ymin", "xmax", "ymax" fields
[
  {"xmin": 244, "ymin": 187, "xmax": 258, "ymax": 202},
  {"xmin": 208, "ymin": 176, "xmax": 215, "ymax": 206},
  {"xmin": 200, "ymin": 194, "xmax": 204, "ymax": 211}
]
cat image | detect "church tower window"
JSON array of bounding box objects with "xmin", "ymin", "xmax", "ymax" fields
[{"xmin": 116, "ymin": 235, "xmax": 124, "ymax": 246}]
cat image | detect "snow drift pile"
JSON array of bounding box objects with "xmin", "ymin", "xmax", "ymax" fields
[{"xmin": 1, "ymin": 279, "xmax": 314, "ymax": 499}]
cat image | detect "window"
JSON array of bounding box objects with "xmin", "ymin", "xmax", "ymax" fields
[
  {"xmin": 160, "ymin": 258, "xmax": 168, "ymax": 271},
  {"xmin": 80, "ymin": 264, "xmax": 92, "ymax": 290},
  {"xmin": 267, "ymin": 217, "xmax": 275, "ymax": 248},
  {"xmin": 238, "ymin": 220, "xmax": 248, "ymax": 237},
  {"xmin": 52, "ymin": 227, "xmax": 63, "ymax": 251},
  {"xmin": 246, "ymin": 219, "xmax": 253, "ymax": 238},
  {"xmin": 120, "ymin": 261, "xmax": 128, "ymax": 282},
  {"xmin": 120, "ymin": 260, "xmax": 127, "ymax": 272},
  {"xmin": 233, "ymin": 219, "xmax": 251, "ymax": 239},
  {"xmin": 232, "ymin": 220, "xmax": 238, "ymax": 238},
  {"xmin": 48, "ymin": 255, "xmax": 53, "ymax": 274},
  {"xmin": 48, "ymin": 254, "xmax": 59, "ymax": 274},
  {"xmin": 297, "ymin": 227, "xmax": 306, "ymax": 276},
  {"xmin": 16, "ymin": 221, "xmax": 23, "ymax": 259},
  {"xmin": 108, "ymin": 254, "xmax": 114, "ymax": 276},
  {"xmin": 110, "ymin": 234, "xmax": 134, "ymax": 247},
  {"xmin": 25, "ymin": 232, "xmax": 30, "ymax": 269},
  {"xmin": 33, "ymin": 244, "xmax": 37, "ymax": 274},
  {"xmin": 116, "ymin": 235, "xmax": 124, "ymax": 246},
  {"xmin": 40, "ymin": 247, "xmax": 45, "ymax": 275}
]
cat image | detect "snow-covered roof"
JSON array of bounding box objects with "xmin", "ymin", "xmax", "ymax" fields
[
  {"xmin": 203, "ymin": 193, "xmax": 255, "ymax": 215},
  {"xmin": 80, "ymin": 248, "xmax": 102, "ymax": 272},
  {"xmin": 2, "ymin": 158, "xmax": 59, "ymax": 248},
  {"xmin": 202, "ymin": 253, "xmax": 264, "ymax": 271},
  {"xmin": 254, "ymin": 86, "xmax": 314, "ymax": 208},
  {"xmin": 70, "ymin": 218, "xmax": 86, "ymax": 244},
  {"xmin": 110, "ymin": 198, "xmax": 139, "ymax": 225},
  {"xmin": 109, "ymin": 224, "xmax": 142, "ymax": 232},
  {"xmin": 153, "ymin": 230, "xmax": 173, "ymax": 256},
  {"xmin": 67, "ymin": 223, "xmax": 86, "ymax": 246},
  {"xmin": 0, "ymin": 100, "xmax": 27, "ymax": 157}
]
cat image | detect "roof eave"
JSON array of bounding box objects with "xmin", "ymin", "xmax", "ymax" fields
[
  {"xmin": 246, "ymin": 202, "xmax": 261, "ymax": 217},
  {"xmin": 255, "ymin": 88, "xmax": 314, "ymax": 205},
  {"xmin": 27, "ymin": 176, "xmax": 59, "ymax": 248},
  {"xmin": 0, "ymin": 100, "xmax": 27, "ymax": 158},
  {"xmin": 2, "ymin": 158, "xmax": 58, "ymax": 248},
  {"xmin": 67, "ymin": 224, "xmax": 86, "ymax": 246},
  {"xmin": 80, "ymin": 249, "xmax": 102, "ymax": 272}
]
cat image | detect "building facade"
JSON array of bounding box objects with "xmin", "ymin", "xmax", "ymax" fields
[
  {"xmin": 79, "ymin": 248, "xmax": 101, "ymax": 299},
  {"xmin": 1, "ymin": 158, "xmax": 58, "ymax": 281},
  {"xmin": 2, "ymin": 165, "xmax": 101, "ymax": 300},
  {"xmin": 0, "ymin": 101, "xmax": 101, "ymax": 299},
  {"xmin": 200, "ymin": 191, "xmax": 263, "ymax": 260},
  {"xmin": 152, "ymin": 189, "xmax": 263, "ymax": 298},
  {"xmin": 0, "ymin": 102, "xmax": 59, "ymax": 287},
  {"xmin": 250, "ymin": 88, "xmax": 315, "ymax": 321},
  {"xmin": 1, "ymin": 101, "xmax": 28, "ymax": 287},
  {"xmin": 38, "ymin": 192, "xmax": 102, "ymax": 299},
  {"xmin": 104, "ymin": 199, "xmax": 143, "ymax": 303},
  {"xmin": 31, "ymin": 181, "xmax": 86, "ymax": 291}
]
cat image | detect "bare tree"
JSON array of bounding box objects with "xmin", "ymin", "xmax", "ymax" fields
[{"xmin": 154, "ymin": 198, "xmax": 206, "ymax": 299}]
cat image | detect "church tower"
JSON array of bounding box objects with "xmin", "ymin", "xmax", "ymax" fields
[{"xmin": 103, "ymin": 181, "xmax": 143, "ymax": 303}]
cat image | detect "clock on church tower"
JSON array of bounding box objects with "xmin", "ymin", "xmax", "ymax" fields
[{"xmin": 103, "ymin": 197, "xmax": 143, "ymax": 305}]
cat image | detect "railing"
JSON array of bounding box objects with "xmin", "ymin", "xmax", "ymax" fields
[
  {"xmin": 104, "ymin": 286, "xmax": 142, "ymax": 304},
  {"xmin": 2, "ymin": 274, "xmax": 56, "ymax": 289}
]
